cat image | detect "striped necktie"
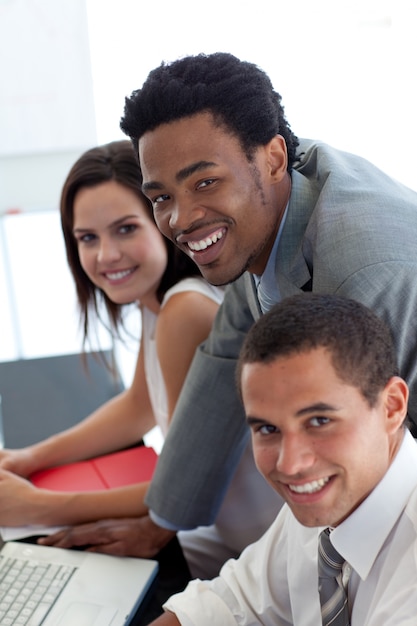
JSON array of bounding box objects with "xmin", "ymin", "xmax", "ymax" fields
[{"xmin": 318, "ymin": 528, "xmax": 350, "ymax": 626}]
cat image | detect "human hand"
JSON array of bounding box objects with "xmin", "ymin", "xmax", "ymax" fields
[
  {"xmin": 38, "ymin": 515, "xmax": 175, "ymax": 558},
  {"xmin": 0, "ymin": 447, "xmax": 37, "ymax": 477},
  {"xmin": 0, "ymin": 468, "xmax": 39, "ymax": 525}
]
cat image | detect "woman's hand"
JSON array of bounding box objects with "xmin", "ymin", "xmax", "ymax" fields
[
  {"xmin": 0, "ymin": 447, "xmax": 38, "ymax": 477},
  {"xmin": 0, "ymin": 468, "xmax": 40, "ymax": 525}
]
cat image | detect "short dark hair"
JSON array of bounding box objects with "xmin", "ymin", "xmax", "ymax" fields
[
  {"xmin": 120, "ymin": 52, "xmax": 299, "ymax": 170},
  {"xmin": 237, "ymin": 294, "xmax": 399, "ymax": 408},
  {"xmin": 60, "ymin": 140, "xmax": 200, "ymax": 349}
]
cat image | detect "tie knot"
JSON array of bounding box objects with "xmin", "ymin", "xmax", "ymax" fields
[{"xmin": 318, "ymin": 528, "xmax": 345, "ymax": 578}]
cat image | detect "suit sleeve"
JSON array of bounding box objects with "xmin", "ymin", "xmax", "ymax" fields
[{"xmin": 145, "ymin": 275, "xmax": 257, "ymax": 529}]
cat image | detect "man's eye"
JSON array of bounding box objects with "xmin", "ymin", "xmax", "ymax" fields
[
  {"xmin": 257, "ymin": 424, "xmax": 278, "ymax": 436},
  {"xmin": 309, "ymin": 416, "xmax": 330, "ymax": 428},
  {"xmin": 153, "ymin": 194, "xmax": 170, "ymax": 204},
  {"xmin": 197, "ymin": 178, "xmax": 215, "ymax": 189}
]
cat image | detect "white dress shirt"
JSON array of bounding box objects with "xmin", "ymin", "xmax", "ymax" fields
[{"xmin": 165, "ymin": 429, "xmax": 417, "ymax": 625}]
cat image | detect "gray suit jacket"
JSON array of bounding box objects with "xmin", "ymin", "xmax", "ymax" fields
[{"xmin": 146, "ymin": 139, "xmax": 417, "ymax": 528}]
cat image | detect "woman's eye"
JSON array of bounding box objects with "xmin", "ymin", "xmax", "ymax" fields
[
  {"xmin": 118, "ymin": 224, "xmax": 137, "ymax": 235},
  {"xmin": 77, "ymin": 233, "xmax": 95, "ymax": 244}
]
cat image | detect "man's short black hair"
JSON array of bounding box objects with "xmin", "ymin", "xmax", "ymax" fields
[
  {"xmin": 120, "ymin": 52, "xmax": 299, "ymax": 170},
  {"xmin": 237, "ymin": 293, "xmax": 399, "ymax": 408}
]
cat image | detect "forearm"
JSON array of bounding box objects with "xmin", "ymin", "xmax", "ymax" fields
[
  {"xmin": 146, "ymin": 278, "xmax": 254, "ymax": 529},
  {"xmin": 3, "ymin": 483, "xmax": 150, "ymax": 527},
  {"xmin": 60, "ymin": 483, "xmax": 150, "ymax": 525},
  {"xmin": 146, "ymin": 351, "xmax": 249, "ymax": 528}
]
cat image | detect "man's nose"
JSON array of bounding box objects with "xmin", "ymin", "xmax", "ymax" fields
[
  {"xmin": 168, "ymin": 193, "xmax": 205, "ymax": 232},
  {"xmin": 276, "ymin": 433, "xmax": 315, "ymax": 476}
]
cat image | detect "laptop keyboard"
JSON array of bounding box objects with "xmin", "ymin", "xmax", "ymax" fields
[{"xmin": 0, "ymin": 556, "xmax": 76, "ymax": 625}]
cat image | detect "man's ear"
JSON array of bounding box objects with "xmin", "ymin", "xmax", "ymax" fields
[
  {"xmin": 383, "ymin": 376, "xmax": 409, "ymax": 433},
  {"xmin": 265, "ymin": 134, "xmax": 288, "ymax": 182}
]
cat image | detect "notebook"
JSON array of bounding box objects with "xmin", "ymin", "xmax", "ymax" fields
[
  {"xmin": 30, "ymin": 446, "xmax": 158, "ymax": 491},
  {"xmin": 0, "ymin": 539, "xmax": 158, "ymax": 625}
]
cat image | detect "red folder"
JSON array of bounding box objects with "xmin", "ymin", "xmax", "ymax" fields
[{"xmin": 29, "ymin": 446, "xmax": 158, "ymax": 492}]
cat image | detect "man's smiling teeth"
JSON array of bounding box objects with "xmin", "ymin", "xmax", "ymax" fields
[
  {"xmin": 289, "ymin": 477, "xmax": 329, "ymax": 494},
  {"xmin": 105, "ymin": 269, "xmax": 134, "ymax": 280},
  {"xmin": 188, "ymin": 229, "xmax": 223, "ymax": 251}
]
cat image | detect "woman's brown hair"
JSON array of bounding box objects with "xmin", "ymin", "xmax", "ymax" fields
[{"xmin": 60, "ymin": 140, "xmax": 201, "ymax": 350}]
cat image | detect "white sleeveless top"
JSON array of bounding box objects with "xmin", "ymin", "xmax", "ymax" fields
[{"xmin": 142, "ymin": 277, "xmax": 224, "ymax": 437}]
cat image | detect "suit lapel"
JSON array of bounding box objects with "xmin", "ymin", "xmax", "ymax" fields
[
  {"xmin": 244, "ymin": 273, "xmax": 263, "ymax": 321},
  {"xmin": 244, "ymin": 166, "xmax": 318, "ymax": 317}
]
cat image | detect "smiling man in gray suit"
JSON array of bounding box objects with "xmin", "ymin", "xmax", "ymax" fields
[{"xmin": 42, "ymin": 52, "xmax": 417, "ymax": 570}]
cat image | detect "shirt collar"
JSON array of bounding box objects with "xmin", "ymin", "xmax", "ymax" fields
[
  {"xmin": 253, "ymin": 202, "xmax": 289, "ymax": 289},
  {"xmin": 330, "ymin": 430, "xmax": 417, "ymax": 580}
]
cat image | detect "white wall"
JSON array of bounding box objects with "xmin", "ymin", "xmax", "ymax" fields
[
  {"xmin": 0, "ymin": 0, "xmax": 99, "ymax": 364},
  {"xmin": 0, "ymin": 0, "xmax": 97, "ymax": 215},
  {"xmin": 87, "ymin": 0, "xmax": 417, "ymax": 192}
]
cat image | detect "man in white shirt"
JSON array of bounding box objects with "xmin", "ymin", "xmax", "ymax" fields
[{"xmin": 149, "ymin": 293, "xmax": 417, "ymax": 625}]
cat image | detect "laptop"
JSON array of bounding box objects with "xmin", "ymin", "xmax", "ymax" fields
[{"xmin": 0, "ymin": 539, "xmax": 158, "ymax": 625}]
